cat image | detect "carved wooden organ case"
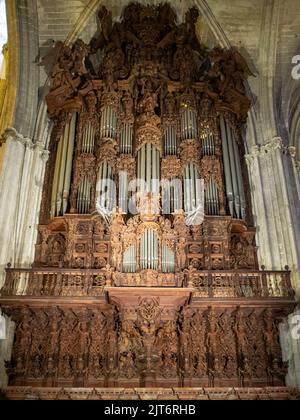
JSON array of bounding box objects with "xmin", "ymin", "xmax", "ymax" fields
[{"xmin": 1, "ymin": 3, "xmax": 295, "ymax": 390}]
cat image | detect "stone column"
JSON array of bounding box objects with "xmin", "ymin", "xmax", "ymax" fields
[
  {"xmin": 246, "ymin": 138, "xmax": 300, "ymax": 388},
  {"xmin": 279, "ymin": 306, "xmax": 300, "ymax": 387},
  {"xmin": 0, "ymin": 128, "xmax": 49, "ymax": 289},
  {"xmin": 0, "ymin": 314, "xmax": 15, "ymax": 387},
  {"xmin": 246, "ymin": 137, "xmax": 300, "ymax": 295}
]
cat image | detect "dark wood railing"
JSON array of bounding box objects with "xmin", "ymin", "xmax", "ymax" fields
[{"xmin": 0, "ymin": 267, "xmax": 295, "ymax": 299}]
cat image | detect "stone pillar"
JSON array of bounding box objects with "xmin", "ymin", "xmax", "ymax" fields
[
  {"xmin": 0, "ymin": 128, "xmax": 49, "ymax": 288},
  {"xmin": 0, "ymin": 314, "xmax": 15, "ymax": 387},
  {"xmin": 279, "ymin": 306, "xmax": 300, "ymax": 387},
  {"xmin": 246, "ymin": 137, "xmax": 300, "ymax": 388},
  {"xmin": 246, "ymin": 138, "xmax": 300, "ymax": 295}
]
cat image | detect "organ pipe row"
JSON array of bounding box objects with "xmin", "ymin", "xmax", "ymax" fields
[
  {"xmin": 137, "ymin": 144, "xmax": 160, "ymax": 193},
  {"xmin": 162, "ymin": 245, "xmax": 175, "ymax": 273},
  {"xmin": 140, "ymin": 229, "xmax": 159, "ymax": 270},
  {"xmin": 205, "ymin": 179, "xmax": 219, "ymax": 216},
  {"xmin": 77, "ymin": 176, "xmax": 92, "ymax": 214},
  {"xmin": 181, "ymin": 109, "xmax": 198, "ymax": 140},
  {"xmin": 164, "ymin": 126, "xmax": 177, "ymax": 155},
  {"xmin": 123, "ymin": 245, "xmax": 137, "ymax": 273},
  {"xmin": 81, "ymin": 123, "xmax": 95, "ymax": 154},
  {"xmin": 201, "ymin": 129, "xmax": 215, "ymax": 156},
  {"xmin": 184, "ymin": 163, "xmax": 201, "ymax": 213},
  {"xmin": 119, "ymin": 124, "xmax": 133, "ymax": 154},
  {"xmin": 97, "ymin": 161, "xmax": 115, "ymax": 212},
  {"xmin": 220, "ymin": 116, "xmax": 246, "ymax": 219},
  {"xmin": 51, "ymin": 112, "xmax": 77, "ymax": 217},
  {"xmin": 162, "ymin": 179, "xmax": 182, "ymax": 214},
  {"xmin": 100, "ymin": 106, "xmax": 117, "ymax": 139}
]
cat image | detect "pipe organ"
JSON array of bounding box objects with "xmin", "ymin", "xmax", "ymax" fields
[{"xmin": 3, "ymin": 4, "xmax": 293, "ymax": 394}]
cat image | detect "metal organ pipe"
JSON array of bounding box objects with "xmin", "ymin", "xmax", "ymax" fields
[
  {"xmin": 162, "ymin": 245, "xmax": 175, "ymax": 273},
  {"xmin": 140, "ymin": 229, "xmax": 158, "ymax": 270},
  {"xmin": 146, "ymin": 143, "xmax": 151, "ymax": 192},
  {"xmin": 137, "ymin": 144, "xmax": 161, "ymax": 193},
  {"xmin": 233, "ymin": 136, "xmax": 246, "ymax": 219},
  {"xmin": 120, "ymin": 124, "xmax": 133, "ymax": 154},
  {"xmin": 219, "ymin": 116, "xmax": 246, "ymax": 219},
  {"xmin": 220, "ymin": 116, "xmax": 234, "ymax": 216},
  {"xmin": 184, "ymin": 163, "xmax": 200, "ymax": 213},
  {"xmin": 51, "ymin": 113, "xmax": 77, "ymax": 217},
  {"xmin": 164, "ymin": 126, "xmax": 177, "ymax": 155},
  {"xmin": 226, "ymin": 121, "xmax": 240, "ymax": 219},
  {"xmin": 181, "ymin": 109, "xmax": 197, "ymax": 140},
  {"xmin": 63, "ymin": 113, "xmax": 76, "ymax": 214},
  {"xmin": 82, "ymin": 123, "xmax": 95, "ymax": 154},
  {"xmin": 202, "ymin": 130, "xmax": 215, "ymax": 156},
  {"xmin": 97, "ymin": 161, "xmax": 114, "ymax": 211},
  {"xmin": 206, "ymin": 179, "xmax": 219, "ymax": 216},
  {"xmin": 100, "ymin": 106, "xmax": 117, "ymax": 139},
  {"xmin": 123, "ymin": 245, "xmax": 136, "ymax": 273}
]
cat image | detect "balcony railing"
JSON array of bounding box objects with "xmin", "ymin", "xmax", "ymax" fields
[{"xmin": 0, "ymin": 267, "xmax": 295, "ymax": 299}]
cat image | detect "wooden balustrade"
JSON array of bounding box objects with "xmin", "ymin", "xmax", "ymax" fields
[{"xmin": 0, "ymin": 267, "xmax": 294, "ymax": 299}]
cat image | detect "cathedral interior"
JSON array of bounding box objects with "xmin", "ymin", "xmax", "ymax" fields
[{"xmin": 0, "ymin": 0, "xmax": 300, "ymax": 401}]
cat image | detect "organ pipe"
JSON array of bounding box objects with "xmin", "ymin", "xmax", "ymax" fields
[
  {"xmin": 123, "ymin": 245, "xmax": 136, "ymax": 273},
  {"xmin": 100, "ymin": 106, "xmax": 117, "ymax": 138},
  {"xmin": 164, "ymin": 126, "xmax": 177, "ymax": 155},
  {"xmin": 97, "ymin": 161, "xmax": 114, "ymax": 212},
  {"xmin": 202, "ymin": 129, "xmax": 215, "ymax": 156},
  {"xmin": 81, "ymin": 123, "xmax": 95, "ymax": 154},
  {"xmin": 220, "ymin": 116, "xmax": 234, "ymax": 216},
  {"xmin": 219, "ymin": 116, "xmax": 246, "ymax": 219},
  {"xmin": 205, "ymin": 179, "xmax": 219, "ymax": 216},
  {"xmin": 162, "ymin": 245, "xmax": 175, "ymax": 273},
  {"xmin": 120, "ymin": 124, "xmax": 133, "ymax": 154},
  {"xmin": 181, "ymin": 109, "xmax": 197, "ymax": 140},
  {"xmin": 51, "ymin": 113, "xmax": 77, "ymax": 217},
  {"xmin": 137, "ymin": 144, "xmax": 161, "ymax": 193},
  {"xmin": 184, "ymin": 163, "xmax": 200, "ymax": 213},
  {"xmin": 140, "ymin": 229, "xmax": 158, "ymax": 270},
  {"xmin": 233, "ymin": 136, "xmax": 246, "ymax": 219},
  {"xmin": 77, "ymin": 176, "xmax": 92, "ymax": 214},
  {"xmin": 226, "ymin": 121, "xmax": 240, "ymax": 218}
]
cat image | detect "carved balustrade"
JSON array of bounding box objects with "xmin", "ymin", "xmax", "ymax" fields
[{"xmin": 1, "ymin": 267, "xmax": 294, "ymax": 300}]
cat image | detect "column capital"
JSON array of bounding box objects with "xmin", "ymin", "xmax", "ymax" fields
[{"xmin": 245, "ymin": 137, "xmax": 287, "ymax": 166}]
